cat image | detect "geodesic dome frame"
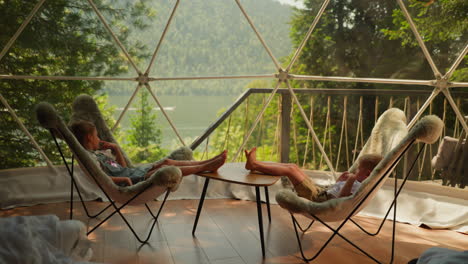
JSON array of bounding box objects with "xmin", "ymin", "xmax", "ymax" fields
[{"xmin": 0, "ymin": 0, "xmax": 467, "ymax": 174}]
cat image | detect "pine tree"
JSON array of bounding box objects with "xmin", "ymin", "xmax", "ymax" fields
[{"xmin": 126, "ymin": 90, "xmax": 164, "ymax": 162}]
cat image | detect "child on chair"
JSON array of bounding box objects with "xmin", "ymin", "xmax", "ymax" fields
[
  {"xmin": 245, "ymin": 148, "xmax": 382, "ymax": 202},
  {"xmin": 70, "ymin": 120, "xmax": 226, "ymax": 186}
]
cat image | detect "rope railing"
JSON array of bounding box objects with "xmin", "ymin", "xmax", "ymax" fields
[
  {"xmin": 319, "ymin": 96, "xmax": 332, "ymax": 168},
  {"xmin": 352, "ymin": 96, "xmax": 364, "ymax": 163},
  {"xmin": 302, "ymin": 97, "xmax": 315, "ymax": 168},
  {"xmin": 271, "ymin": 97, "xmax": 281, "ymax": 161},
  {"xmin": 291, "ymin": 101, "xmax": 300, "ymax": 164},
  {"xmin": 192, "ymin": 88, "xmax": 468, "ymax": 188},
  {"xmin": 335, "ymin": 96, "xmax": 348, "ymax": 169}
]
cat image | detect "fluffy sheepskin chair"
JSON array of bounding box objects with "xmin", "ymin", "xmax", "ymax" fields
[
  {"xmin": 276, "ymin": 109, "xmax": 443, "ymax": 221},
  {"xmin": 275, "ymin": 109, "xmax": 443, "ymax": 262},
  {"xmin": 35, "ymin": 95, "xmax": 192, "ymax": 206}
]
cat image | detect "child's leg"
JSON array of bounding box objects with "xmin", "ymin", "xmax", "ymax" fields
[
  {"xmin": 245, "ymin": 148, "xmax": 307, "ymax": 185},
  {"xmin": 156, "ymin": 150, "xmax": 226, "ymax": 167},
  {"xmin": 177, "ymin": 156, "xmax": 226, "ymax": 176},
  {"xmin": 251, "ymin": 162, "xmax": 306, "ymax": 185},
  {"xmin": 245, "ymin": 148, "xmax": 327, "ymax": 202},
  {"xmin": 146, "ymin": 153, "xmax": 227, "ymax": 178}
]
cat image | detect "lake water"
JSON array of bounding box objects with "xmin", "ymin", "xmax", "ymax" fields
[{"xmin": 108, "ymin": 95, "xmax": 237, "ymax": 147}]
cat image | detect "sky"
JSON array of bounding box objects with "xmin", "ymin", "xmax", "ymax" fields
[{"xmin": 275, "ymin": 0, "xmax": 306, "ymax": 9}]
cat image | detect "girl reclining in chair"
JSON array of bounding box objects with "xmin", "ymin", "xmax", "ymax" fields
[
  {"xmin": 245, "ymin": 148, "xmax": 382, "ymax": 202},
  {"xmin": 70, "ymin": 120, "xmax": 226, "ymax": 187}
]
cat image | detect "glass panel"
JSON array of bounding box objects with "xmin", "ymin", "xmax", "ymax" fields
[
  {"xmin": 401, "ymin": 0, "xmax": 467, "ymax": 76},
  {"xmin": 288, "ymin": 0, "xmax": 434, "ymax": 80},
  {"xmin": 149, "ymin": 0, "xmax": 277, "ymax": 78},
  {"xmin": 0, "ymin": 1, "xmax": 39, "ymax": 49},
  {"xmin": 104, "ymin": 79, "xmax": 278, "ymax": 156},
  {"xmin": 106, "ymin": 86, "xmax": 174, "ymax": 162},
  {"xmin": 450, "ymin": 56, "xmax": 467, "ymax": 82},
  {"xmin": 95, "ymin": 0, "xmax": 175, "ymax": 77},
  {"xmin": 440, "ymin": 88, "xmax": 468, "ymax": 138},
  {"xmin": 192, "ymin": 91, "xmax": 282, "ymax": 163},
  {"xmin": 237, "ymin": 0, "xmax": 296, "ymax": 69},
  {"xmin": 0, "ymin": 79, "xmax": 118, "ymax": 170},
  {"xmin": 0, "ymin": 0, "xmax": 135, "ymax": 78}
]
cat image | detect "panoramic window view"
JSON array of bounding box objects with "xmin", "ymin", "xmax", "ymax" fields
[{"xmin": 0, "ymin": 0, "xmax": 466, "ymax": 263}]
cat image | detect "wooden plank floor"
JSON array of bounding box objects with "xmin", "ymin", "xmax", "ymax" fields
[{"xmin": 1, "ymin": 199, "xmax": 467, "ymax": 264}]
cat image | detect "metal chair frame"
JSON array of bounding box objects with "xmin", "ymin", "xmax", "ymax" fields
[
  {"xmin": 50, "ymin": 130, "xmax": 171, "ymax": 244},
  {"xmin": 291, "ymin": 139, "xmax": 423, "ymax": 263}
]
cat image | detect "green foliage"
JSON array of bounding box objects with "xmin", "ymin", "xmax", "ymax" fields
[
  {"xmin": 288, "ymin": 0, "xmax": 431, "ymax": 81},
  {"xmin": 381, "ymin": 0, "xmax": 467, "ymax": 74},
  {"xmin": 125, "ymin": 89, "xmax": 165, "ymax": 163},
  {"xmin": 0, "ymin": 0, "xmax": 152, "ymax": 169},
  {"xmin": 206, "ymin": 82, "xmax": 282, "ymax": 163},
  {"xmin": 451, "ymin": 59, "xmax": 468, "ymax": 82},
  {"xmin": 124, "ymin": 143, "xmax": 165, "ymax": 164}
]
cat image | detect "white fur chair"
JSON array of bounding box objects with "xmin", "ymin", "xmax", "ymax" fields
[
  {"xmin": 35, "ymin": 94, "xmax": 192, "ymax": 244},
  {"xmin": 275, "ymin": 109, "xmax": 443, "ymax": 262}
]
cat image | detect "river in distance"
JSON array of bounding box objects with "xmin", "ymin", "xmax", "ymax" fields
[{"xmin": 108, "ymin": 95, "xmax": 237, "ymax": 148}]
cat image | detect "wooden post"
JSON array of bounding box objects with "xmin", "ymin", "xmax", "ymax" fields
[{"xmin": 281, "ymin": 93, "xmax": 291, "ymax": 163}]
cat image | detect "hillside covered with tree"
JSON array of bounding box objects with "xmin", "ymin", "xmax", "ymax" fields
[{"xmin": 105, "ymin": 0, "xmax": 294, "ymax": 96}]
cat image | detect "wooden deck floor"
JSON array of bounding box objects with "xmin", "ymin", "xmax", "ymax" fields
[{"xmin": 1, "ymin": 199, "xmax": 466, "ymax": 264}]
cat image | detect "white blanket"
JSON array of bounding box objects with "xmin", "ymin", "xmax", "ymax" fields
[
  {"xmin": 417, "ymin": 247, "xmax": 468, "ymax": 264},
  {"xmin": 0, "ymin": 215, "xmax": 94, "ymax": 264},
  {"xmin": 0, "ymin": 166, "xmax": 105, "ymax": 209}
]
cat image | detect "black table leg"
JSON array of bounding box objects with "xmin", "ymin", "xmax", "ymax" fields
[
  {"xmin": 192, "ymin": 178, "xmax": 210, "ymax": 235},
  {"xmin": 264, "ymin": 186, "xmax": 271, "ymax": 222},
  {"xmin": 255, "ymin": 186, "xmax": 265, "ymax": 257}
]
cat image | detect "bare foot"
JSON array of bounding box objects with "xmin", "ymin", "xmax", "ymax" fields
[
  {"xmin": 203, "ymin": 152, "xmax": 227, "ymax": 172},
  {"xmin": 206, "ymin": 150, "xmax": 227, "ymax": 162},
  {"xmin": 195, "ymin": 150, "xmax": 228, "ymax": 166},
  {"xmin": 244, "ymin": 147, "xmax": 257, "ymax": 171}
]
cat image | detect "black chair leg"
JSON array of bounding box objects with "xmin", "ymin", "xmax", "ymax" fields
[
  {"xmin": 292, "ymin": 215, "xmax": 315, "ymax": 233},
  {"xmin": 49, "ymin": 130, "xmax": 170, "ymax": 244},
  {"xmin": 192, "ymin": 178, "xmax": 210, "ymax": 235},
  {"xmin": 146, "ymin": 190, "xmax": 171, "ymax": 221},
  {"xmin": 255, "ymin": 187, "xmax": 266, "ymax": 257},
  {"xmin": 86, "ymin": 191, "xmax": 171, "ymax": 244}
]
